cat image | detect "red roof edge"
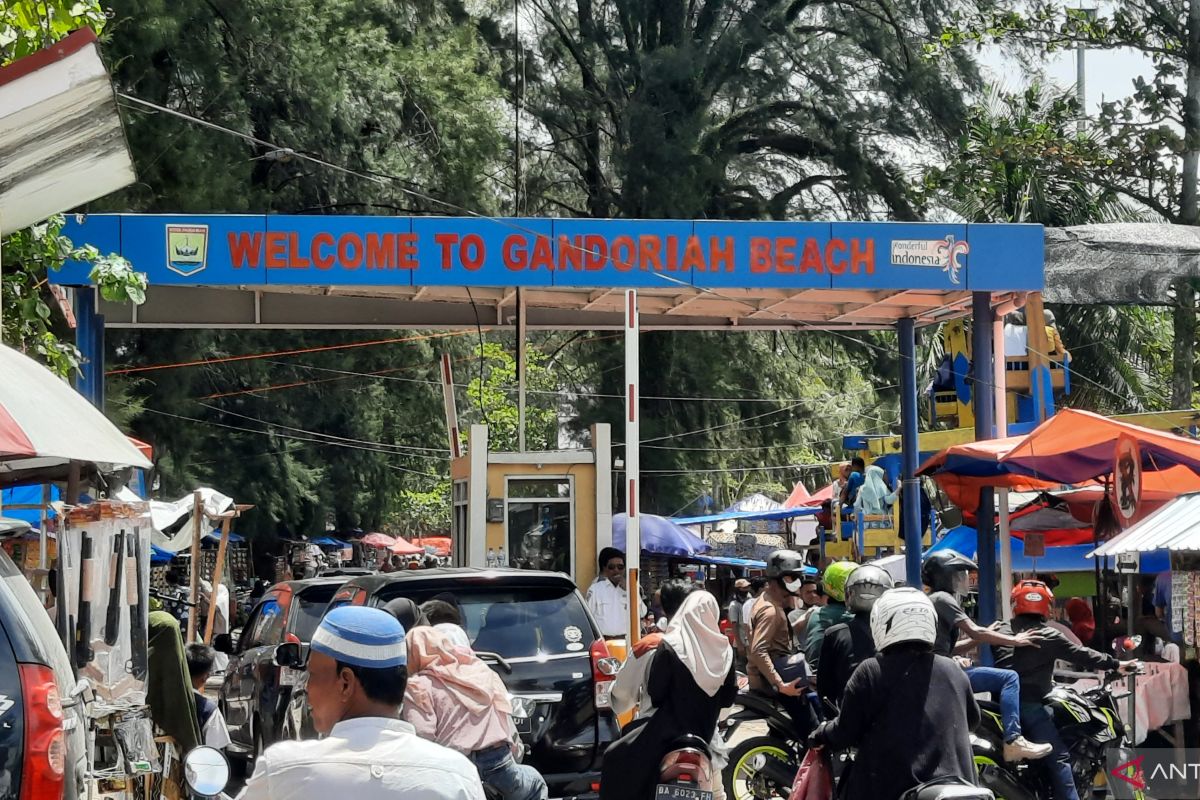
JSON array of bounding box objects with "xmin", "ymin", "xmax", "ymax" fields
[{"xmin": 0, "ymin": 28, "xmax": 100, "ymax": 89}]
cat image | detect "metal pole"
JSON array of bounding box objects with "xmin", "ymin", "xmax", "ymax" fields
[
  {"xmin": 187, "ymin": 490, "xmax": 203, "ymax": 644},
  {"xmin": 994, "ymin": 316, "xmax": 1013, "ymax": 616},
  {"xmin": 38, "ymin": 483, "xmax": 51, "ymax": 571},
  {"xmin": 897, "ymin": 318, "xmax": 923, "ymax": 587},
  {"xmin": 517, "ymin": 288, "xmax": 527, "ymax": 452},
  {"xmin": 972, "ymin": 292, "xmax": 998, "ymax": 626},
  {"xmin": 624, "ymin": 289, "xmax": 640, "ymax": 644}
]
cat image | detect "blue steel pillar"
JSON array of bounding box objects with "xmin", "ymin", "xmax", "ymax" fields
[
  {"xmin": 74, "ymin": 288, "xmax": 105, "ymax": 409},
  {"xmin": 897, "ymin": 317, "xmax": 923, "ymax": 588},
  {"xmin": 971, "ymin": 292, "xmax": 997, "ymax": 626}
]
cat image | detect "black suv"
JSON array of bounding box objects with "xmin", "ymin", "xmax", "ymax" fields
[
  {"xmin": 0, "ymin": 524, "xmax": 88, "ymax": 800},
  {"xmin": 296, "ymin": 568, "xmax": 620, "ymax": 799},
  {"xmin": 219, "ymin": 576, "xmax": 349, "ymax": 766}
]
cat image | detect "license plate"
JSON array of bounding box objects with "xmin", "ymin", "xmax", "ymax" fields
[
  {"xmin": 655, "ymin": 785, "xmax": 712, "ymax": 800},
  {"xmin": 514, "ymin": 716, "xmax": 532, "ymax": 734}
]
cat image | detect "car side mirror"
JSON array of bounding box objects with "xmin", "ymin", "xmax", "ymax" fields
[{"xmin": 274, "ymin": 642, "xmax": 308, "ymax": 669}]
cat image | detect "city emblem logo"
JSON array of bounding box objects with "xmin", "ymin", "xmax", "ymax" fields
[
  {"xmin": 166, "ymin": 224, "xmax": 209, "ymax": 277},
  {"xmin": 890, "ymin": 234, "xmax": 970, "ymax": 285}
]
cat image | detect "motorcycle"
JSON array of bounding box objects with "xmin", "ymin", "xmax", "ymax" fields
[
  {"xmin": 718, "ymin": 687, "xmax": 822, "ymax": 800},
  {"xmin": 656, "ymin": 734, "xmax": 716, "ymax": 800},
  {"xmin": 971, "ymin": 666, "xmax": 1142, "ymax": 800}
]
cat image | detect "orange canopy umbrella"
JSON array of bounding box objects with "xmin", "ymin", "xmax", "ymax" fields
[
  {"xmin": 919, "ymin": 436, "xmax": 1062, "ymax": 513},
  {"xmin": 1000, "ymin": 409, "xmax": 1200, "ymax": 485},
  {"xmin": 388, "ymin": 537, "xmax": 424, "ymax": 556}
]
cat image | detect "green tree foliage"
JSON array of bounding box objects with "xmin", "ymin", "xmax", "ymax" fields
[
  {"xmin": 930, "ymin": 0, "xmax": 1200, "ymax": 407},
  {"xmin": 102, "ymin": 0, "xmax": 505, "ymax": 214},
  {"xmin": 505, "ymin": 0, "xmax": 983, "ymax": 220},
  {"xmin": 929, "ymin": 83, "xmax": 1174, "ymax": 413}
]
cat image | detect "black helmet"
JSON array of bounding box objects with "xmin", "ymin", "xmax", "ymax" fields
[
  {"xmin": 921, "ymin": 549, "xmax": 978, "ymax": 593},
  {"xmin": 765, "ymin": 549, "xmax": 807, "ymax": 579}
]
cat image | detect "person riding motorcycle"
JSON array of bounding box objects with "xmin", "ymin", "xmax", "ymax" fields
[
  {"xmin": 992, "ymin": 580, "xmax": 1138, "ymax": 800},
  {"xmin": 816, "ymin": 564, "xmax": 892, "ymax": 708},
  {"xmin": 923, "ymin": 550, "xmax": 1052, "ymax": 763},
  {"xmin": 809, "ymin": 587, "xmax": 982, "ymax": 800},
  {"xmin": 748, "ymin": 549, "xmax": 817, "ymax": 741},
  {"xmin": 804, "ymin": 560, "xmax": 858, "ymax": 669}
]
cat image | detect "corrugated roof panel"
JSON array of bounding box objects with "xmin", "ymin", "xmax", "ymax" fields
[{"xmin": 1090, "ymin": 492, "xmax": 1200, "ymax": 556}]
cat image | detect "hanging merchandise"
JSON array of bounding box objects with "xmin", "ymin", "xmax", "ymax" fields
[{"xmin": 62, "ymin": 502, "xmax": 152, "ymax": 705}]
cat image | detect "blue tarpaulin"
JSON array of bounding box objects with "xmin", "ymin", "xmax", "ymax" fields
[
  {"xmin": 927, "ymin": 525, "xmax": 1169, "ymax": 574},
  {"xmin": 0, "ymin": 485, "xmax": 60, "ymax": 525},
  {"xmin": 673, "ymin": 507, "xmax": 820, "ymax": 526},
  {"xmin": 203, "ymin": 530, "xmax": 245, "ymax": 544},
  {"xmin": 311, "ymin": 536, "xmax": 351, "ymax": 548},
  {"xmin": 613, "ymin": 513, "xmax": 712, "ymax": 559},
  {"xmin": 151, "ymin": 544, "xmax": 174, "ymax": 565}
]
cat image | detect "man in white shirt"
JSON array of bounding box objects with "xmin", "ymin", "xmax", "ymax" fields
[
  {"xmin": 586, "ymin": 547, "xmax": 646, "ymax": 638},
  {"xmin": 237, "ymin": 606, "xmax": 484, "ymax": 800}
]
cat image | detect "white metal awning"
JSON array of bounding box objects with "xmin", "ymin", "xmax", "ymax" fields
[{"xmin": 1089, "ymin": 492, "xmax": 1200, "ymax": 557}]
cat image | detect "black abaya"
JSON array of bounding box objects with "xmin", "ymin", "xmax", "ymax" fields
[{"xmin": 599, "ymin": 642, "xmax": 737, "ymax": 799}]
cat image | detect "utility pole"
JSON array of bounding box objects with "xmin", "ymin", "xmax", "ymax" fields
[{"xmin": 1075, "ymin": 7, "xmax": 1096, "ymax": 136}]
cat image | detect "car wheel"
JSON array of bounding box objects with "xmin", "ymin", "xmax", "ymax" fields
[{"xmin": 725, "ymin": 735, "xmax": 797, "ymax": 800}]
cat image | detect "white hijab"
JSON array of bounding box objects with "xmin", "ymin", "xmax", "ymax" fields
[{"xmin": 662, "ymin": 591, "xmax": 733, "ymax": 697}]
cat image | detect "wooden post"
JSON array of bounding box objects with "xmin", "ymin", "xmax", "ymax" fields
[
  {"xmin": 187, "ymin": 490, "xmax": 203, "ymax": 644},
  {"xmin": 204, "ymin": 516, "xmax": 232, "ymax": 644}
]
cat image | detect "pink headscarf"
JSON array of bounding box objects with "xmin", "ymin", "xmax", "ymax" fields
[{"xmin": 405, "ymin": 628, "xmax": 513, "ymax": 724}]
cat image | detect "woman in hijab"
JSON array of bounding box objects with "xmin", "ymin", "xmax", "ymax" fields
[
  {"xmin": 1065, "ymin": 598, "xmax": 1096, "ymax": 646},
  {"xmin": 599, "ymin": 591, "xmax": 737, "ymax": 800},
  {"xmin": 402, "ymin": 627, "xmax": 548, "ymax": 800},
  {"xmin": 855, "ymin": 464, "xmax": 899, "ymax": 517}
]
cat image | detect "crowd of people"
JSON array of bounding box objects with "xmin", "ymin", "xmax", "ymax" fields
[{"xmin": 158, "ymin": 538, "xmax": 1142, "ymax": 800}]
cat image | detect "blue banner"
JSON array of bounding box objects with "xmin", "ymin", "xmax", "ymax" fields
[{"xmin": 53, "ymin": 214, "xmax": 1044, "ymax": 292}]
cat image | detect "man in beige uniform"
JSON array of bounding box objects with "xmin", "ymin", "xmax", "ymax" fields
[{"xmin": 747, "ymin": 550, "xmax": 815, "ymax": 740}]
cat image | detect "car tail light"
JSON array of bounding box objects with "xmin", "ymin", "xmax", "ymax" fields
[
  {"xmin": 590, "ymin": 639, "xmax": 621, "ymax": 709},
  {"xmin": 659, "ymin": 748, "xmax": 712, "ymax": 788},
  {"xmin": 19, "ymin": 663, "xmax": 65, "ymax": 800}
]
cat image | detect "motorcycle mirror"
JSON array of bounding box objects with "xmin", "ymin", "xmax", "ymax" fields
[
  {"xmin": 184, "ymin": 746, "xmax": 230, "ymax": 797},
  {"xmin": 274, "ymin": 641, "xmax": 307, "ymax": 669},
  {"xmin": 1112, "ymin": 635, "xmax": 1142, "ymax": 654},
  {"xmin": 212, "ymin": 633, "xmax": 234, "ymax": 655}
]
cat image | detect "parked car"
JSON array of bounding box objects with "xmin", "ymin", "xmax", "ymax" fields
[
  {"xmin": 219, "ymin": 576, "xmax": 349, "ymax": 767},
  {"xmin": 287, "ymin": 568, "xmax": 620, "ymax": 799},
  {"xmin": 0, "ymin": 519, "xmax": 88, "ymax": 800}
]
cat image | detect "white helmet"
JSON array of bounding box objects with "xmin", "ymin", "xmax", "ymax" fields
[{"xmin": 869, "ymin": 587, "xmax": 937, "ymax": 652}]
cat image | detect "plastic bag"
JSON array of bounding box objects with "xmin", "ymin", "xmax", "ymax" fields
[{"xmin": 789, "ymin": 748, "xmax": 832, "ymax": 800}]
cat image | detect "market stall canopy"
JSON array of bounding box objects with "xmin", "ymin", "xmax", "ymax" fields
[
  {"xmin": 919, "ymin": 436, "xmax": 1061, "ymax": 512},
  {"xmin": 930, "ymin": 524, "xmax": 1169, "ymax": 574},
  {"xmin": 0, "ymin": 344, "xmax": 151, "ymax": 486},
  {"xmin": 415, "ymin": 536, "xmax": 451, "ymax": 556},
  {"xmin": 310, "ymin": 535, "xmax": 351, "ymax": 548},
  {"xmin": 1044, "ymin": 224, "xmax": 1200, "ymax": 305},
  {"xmin": 613, "ymin": 513, "xmax": 712, "ymax": 559},
  {"xmin": 1090, "ymin": 493, "xmax": 1200, "ymax": 557},
  {"xmin": 785, "ymin": 482, "xmax": 833, "ymax": 508},
  {"xmin": 150, "ymin": 544, "xmax": 174, "ymax": 565},
  {"xmin": 360, "ymin": 532, "xmax": 396, "ymax": 548},
  {"xmin": 203, "ymin": 530, "xmax": 244, "ymax": 545},
  {"xmin": 1000, "ymin": 410, "xmax": 1200, "ymax": 485},
  {"xmin": 149, "ymin": 488, "xmax": 234, "ymax": 552},
  {"xmin": 0, "ymin": 29, "xmax": 135, "ymax": 235},
  {"xmin": 389, "ymin": 538, "xmax": 424, "ymax": 556}
]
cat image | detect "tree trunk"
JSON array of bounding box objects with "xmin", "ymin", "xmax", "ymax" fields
[
  {"xmin": 1171, "ymin": 0, "xmax": 1200, "ymax": 408},
  {"xmin": 1173, "ymin": 280, "xmax": 1197, "ymax": 408}
]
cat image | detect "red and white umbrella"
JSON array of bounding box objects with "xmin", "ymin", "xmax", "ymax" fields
[
  {"xmin": 0, "ymin": 344, "xmax": 150, "ymax": 484},
  {"xmin": 360, "ymin": 532, "xmax": 396, "ymax": 548}
]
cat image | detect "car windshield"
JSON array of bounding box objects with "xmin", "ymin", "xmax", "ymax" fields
[
  {"xmin": 376, "ymin": 583, "xmax": 594, "ymax": 659},
  {"xmin": 290, "ymin": 587, "xmax": 340, "ymax": 642}
]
